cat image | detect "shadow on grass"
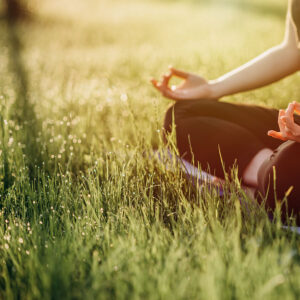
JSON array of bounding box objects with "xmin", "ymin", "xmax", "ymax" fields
[{"xmin": 5, "ymin": 17, "xmax": 42, "ymax": 185}]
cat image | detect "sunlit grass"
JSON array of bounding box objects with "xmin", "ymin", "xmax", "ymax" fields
[{"xmin": 0, "ymin": 0, "xmax": 300, "ymax": 299}]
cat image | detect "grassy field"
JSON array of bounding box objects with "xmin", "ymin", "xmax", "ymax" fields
[{"xmin": 0, "ymin": 0, "xmax": 300, "ymax": 299}]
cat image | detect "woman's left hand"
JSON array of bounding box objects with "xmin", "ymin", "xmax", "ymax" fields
[{"xmin": 268, "ymin": 101, "xmax": 300, "ymax": 142}]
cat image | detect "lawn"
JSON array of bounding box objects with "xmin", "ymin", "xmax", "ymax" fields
[{"xmin": 0, "ymin": 0, "xmax": 300, "ymax": 299}]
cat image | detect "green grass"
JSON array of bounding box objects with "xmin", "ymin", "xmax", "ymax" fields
[{"xmin": 0, "ymin": 0, "xmax": 300, "ymax": 299}]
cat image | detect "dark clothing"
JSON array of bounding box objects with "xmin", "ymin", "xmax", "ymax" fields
[
  {"xmin": 164, "ymin": 100, "xmax": 282, "ymax": 178},
  {"xmin": 163, "ymin": 100, "xmax": 300, "ymax": 223}
]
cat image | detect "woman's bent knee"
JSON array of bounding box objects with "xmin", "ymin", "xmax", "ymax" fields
[{"xmin": 163, "ymin": 100, "xmax": 204, "ymax": 133}]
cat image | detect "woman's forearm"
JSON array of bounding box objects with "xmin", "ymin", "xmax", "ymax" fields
[{"xmin": 209, "ymin": 43, "xmax": 300, "ymax": 99}]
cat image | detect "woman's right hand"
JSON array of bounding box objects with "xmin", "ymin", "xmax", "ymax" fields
[
  {"xmin": 268, "ymin": 102, "xmax": 300, "ymax": 142},
  {"xmin": 151, "ymin": 66, "xmax": 217, "ymax": 101}
]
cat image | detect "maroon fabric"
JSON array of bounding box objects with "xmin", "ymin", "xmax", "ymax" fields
[
  {"xmin": 163, "ymin": 100, "xmax": 300, "ymax": 224},
  {"xmin": 163, "ymin": 100, "xmax": 281, "ymax": 178}
]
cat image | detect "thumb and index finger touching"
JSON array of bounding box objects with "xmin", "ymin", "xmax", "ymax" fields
[
  {"xmin": 267, "ymin": 102, "xmax": 299, "ymax": 141},
  {"xmin": 150, "ymin": 66, "xmax": 190, "ymax": 100},
  {"xmin": 267, "ymin": 109, "xmax": 289, "ymax": 141},
  {"xmin": 150, "ymin": 66, "xmax": 189, "ymax": 88}
]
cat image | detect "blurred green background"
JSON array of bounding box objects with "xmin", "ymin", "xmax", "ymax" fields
[{"xmin": 1, "ymin": 0, "xmax": 298, "ymax": 161}]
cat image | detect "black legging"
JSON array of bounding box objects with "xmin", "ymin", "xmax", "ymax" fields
[{"xmin": 163, "ymin": 100, "xmax": 300, "ymax": 223}]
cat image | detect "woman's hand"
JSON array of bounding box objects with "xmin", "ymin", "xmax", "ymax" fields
[
  {"xmin": 151, "ymin": 66, "xmax": 216, "ymax": 101},
  {"xmin": 268, "ymin": 101, "xmax": 300, "ymax": 142}
]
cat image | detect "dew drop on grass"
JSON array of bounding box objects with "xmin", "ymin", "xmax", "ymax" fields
[{"xmin": 120, "ymin": 93, "xmax": 128, "ymax": 102}]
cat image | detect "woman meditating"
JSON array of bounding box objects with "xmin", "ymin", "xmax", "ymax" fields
[{"xmin": 151, "ymin": 0, "xmax": 300, "ymax": 223}]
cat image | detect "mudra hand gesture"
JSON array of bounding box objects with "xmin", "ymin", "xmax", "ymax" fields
[
  {"xmin": 268, "ymin": 101, "xmax": 300, "ymax": 143},
  {"xmin": 151, "ymin": 66, "xmax": 214, "ymax": 101}
]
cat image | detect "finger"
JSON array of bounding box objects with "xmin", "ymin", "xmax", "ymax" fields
[
  {"xmin": 283, "ymin": 126, "xmax": 295, "ymax": 137},
  {"xmin": 267, "ymin": 130, "xmax": 287, "ymax": 141},
  {"xmin": 279, "ymin": 109, "xmax": 285, "ymax": 116},
  {"xmin": 151, "ymin": 79, "xmax": 162, "ymax": 91},
  {"xmin": 151, "ymin": 79, "xmax": 190, "ymax": 101},
  {"xmin": 281, "ymin": 115, "xmax": 296, "ymax": 131},
  {"xmin": 285, "ymin": 102, "xmax": 295, "ymax": 121},
  {"xmin": 161, "ymin": 88, "xmax": 190, "ymax": 101},
  {"xmin": 292, "ymin": 101, "xmax": 300, "ymax": 114},
  {"xmin": 161, "ymin": 72, "xmax": 172, "ymax": 88},
  {"xmin": 161, "ymin": 88, "xmax": 182, "ymax": 100},
  {"xmin": 169, "ymin": 67, "xmax": 189, "ymax": 79},
  {"xmin": 151, "ymin": 78, "xmax": 159, "ymax": 89},
  {"xmin": 151, "ymin": 79, "xmax": 169, "ymax": 97},
  {"xmin": 278, "ymin": 110, "xmax": 286, "ymax": 132},
  {"xmin": 271, "ymin": 126, "xmax": 293, "ymax": 140},
  {"xmin": 151, "ymin": 77, "xmax": 184, "ymax": 101}
]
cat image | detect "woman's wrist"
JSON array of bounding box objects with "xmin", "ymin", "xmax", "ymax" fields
[
  {"xmin": 208, "ymin": 76, "xmax": 247, "ymax": 100},
  {"xmin": 208, "ymin": 79, "xmax": 226, "ymax": 100}
]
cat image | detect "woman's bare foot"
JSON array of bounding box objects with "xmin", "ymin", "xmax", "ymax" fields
[{"xmin": 242, "ymin": 148, "xmax": 273, "ymax": 187}]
